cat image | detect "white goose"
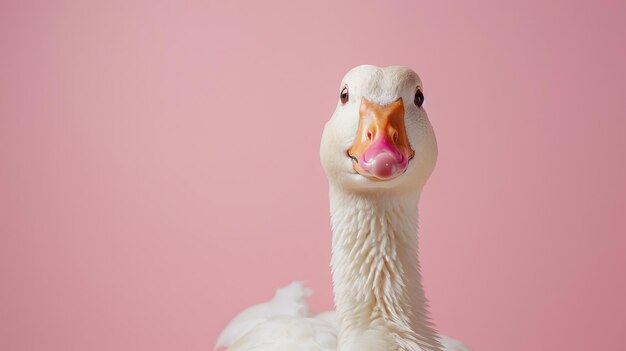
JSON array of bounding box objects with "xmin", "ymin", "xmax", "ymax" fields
[{"xmin": 215, "ymin": 65, "xmax": 470, "ymax": 351}]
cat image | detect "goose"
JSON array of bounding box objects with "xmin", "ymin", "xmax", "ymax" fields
[{"xmin": 215, "ymin": 65, "xmax": 470, "ymax": 351}]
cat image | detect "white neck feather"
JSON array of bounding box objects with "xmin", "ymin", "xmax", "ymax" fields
[{"xmin": 329, "ymin": 186, "xmax": 442, "ymax": 351}]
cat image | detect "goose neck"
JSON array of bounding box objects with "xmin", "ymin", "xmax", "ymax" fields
[{"xmin": 328, "ymin": 186, "xmax": 441, "ymax": 351}]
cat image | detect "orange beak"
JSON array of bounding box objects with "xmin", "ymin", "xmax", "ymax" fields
[{"xmin": 348, "ymin": 98, "xmax": 415, "ymax": 181}]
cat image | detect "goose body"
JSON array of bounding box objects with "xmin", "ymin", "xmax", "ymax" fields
[{"xmin": 216, "ymin": 65, "xmax": 470, "ymax": 351}]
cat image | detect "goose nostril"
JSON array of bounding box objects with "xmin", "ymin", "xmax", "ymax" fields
[
  {"xmin": 367, "ymin": 130, "xmax": 373, "ymax": 141},
  {"xmin": 392, "ymin": 131, "xmax": 399, "ymax": 143}
]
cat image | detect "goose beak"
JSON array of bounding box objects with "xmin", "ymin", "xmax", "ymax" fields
[{"xmin": 348, "ymin": 98, "xmax": 415, "ymax": 181}]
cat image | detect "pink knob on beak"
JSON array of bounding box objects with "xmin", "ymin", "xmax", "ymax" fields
[
  {"xmin": 360, "ymin": 137, "xmax": 407, "ymax": 180},
  {"xmin": 369, "ymin": 152, "xmax": 400, "ymax": 179}
]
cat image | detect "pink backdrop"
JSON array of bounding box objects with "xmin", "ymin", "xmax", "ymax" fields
[{"xmin": 1, "ymin": 1, "xmax": 625, "ymax": 350}]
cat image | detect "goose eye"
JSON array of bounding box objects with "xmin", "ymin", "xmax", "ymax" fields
[
  {"xmin": 414, "ymin": 89, "xmax": 424, "ymax": 108},
  {"xmin": 340, "ymin": 86, "xmax": 349, "ymax": 104}
]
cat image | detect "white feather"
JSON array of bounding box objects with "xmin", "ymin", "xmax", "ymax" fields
[
  {"xmin": 215, "ymin": 282, "xmax": 312, "ymax": 349},
  {"xmin": 217, "ymin": 283, "xmax": 469, "ymax": 351}
]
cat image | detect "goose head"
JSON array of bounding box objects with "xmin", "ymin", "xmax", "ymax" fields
[{"xmin": 320, "ymin": 65, "xmax": 438, "ymax": 194}]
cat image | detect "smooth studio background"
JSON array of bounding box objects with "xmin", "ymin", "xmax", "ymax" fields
[{"xmin": 1, "ymin": 1, "xmax": 625, "ymax": 350}]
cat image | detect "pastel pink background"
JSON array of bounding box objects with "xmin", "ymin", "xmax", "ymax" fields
[{"xmin": 1, "ymin": 1, "xmax": 625, "ymax": 350}]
